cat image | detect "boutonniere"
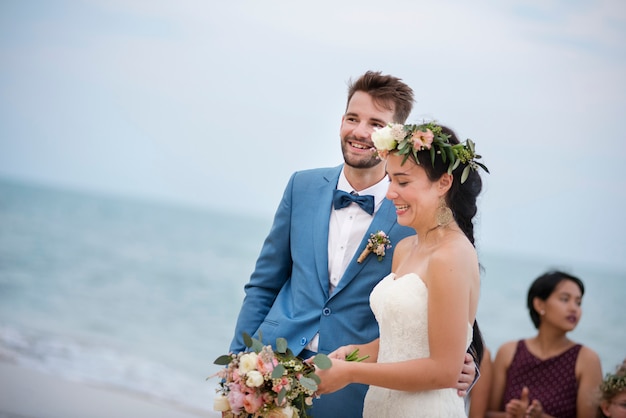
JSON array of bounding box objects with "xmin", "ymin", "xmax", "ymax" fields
[{"xmin": 357, "ymin": 231, "xmax": 392, "ymax": 263}]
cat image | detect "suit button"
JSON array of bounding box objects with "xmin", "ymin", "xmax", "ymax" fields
[
  {"xmin": 300, "ymin": 337, "xmax": 307, "ymax": 346},
  {"xmin": 323, "ymin": 307, "xmax": 331, "ymax": 316}
]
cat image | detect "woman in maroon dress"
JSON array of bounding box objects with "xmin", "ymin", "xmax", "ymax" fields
[{"xmin": 488, "ymin": 270, "xmax": 602, "ymax": 418}]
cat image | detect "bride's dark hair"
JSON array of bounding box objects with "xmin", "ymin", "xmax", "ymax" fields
[{"xmin": 411, "ymin": 124, "xmax": 485, "ymax": 365}]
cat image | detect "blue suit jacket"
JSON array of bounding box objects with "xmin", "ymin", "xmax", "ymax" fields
[{"xmin": 229, "ymin": 165, "xmax": 414, "ymax": 417}]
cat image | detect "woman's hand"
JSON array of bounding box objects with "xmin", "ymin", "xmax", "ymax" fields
[
  {"xmin": 315, "ymin": 357, "xmax": 354, "ymax": 395},
  {"xmin": 504, "ymin": 399, "xmax": 529, "ymax": 418},
  {"xmin": 525, "ymin": 399, "xmax": 543, "ymax": 418},
  {"xmin": 504, "ymin": 386, "xmax": 531, "ymax": 418}
]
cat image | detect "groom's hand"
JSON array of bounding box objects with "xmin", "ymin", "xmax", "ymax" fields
[
  {"xmin": 327, "ymin": 344, "xmax": 356, "ymax": 360},
  {"xmin": 455, "ymin": 353, "xmax": 476, "ymax": 397}
]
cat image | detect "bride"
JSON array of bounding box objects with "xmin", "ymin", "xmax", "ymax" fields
[{"xmin": 316, "ymin": 122, "xmax": 488, "ymax": 417}]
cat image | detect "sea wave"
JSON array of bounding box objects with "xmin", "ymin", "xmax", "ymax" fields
[{"xmin": 0, "ymin": 323, "xmax": 213, "ymax": 412}]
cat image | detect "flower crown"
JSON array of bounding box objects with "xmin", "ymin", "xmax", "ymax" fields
[
  {"xmin": 371, "ymin": 121, "xmax": 489, "ymax": 183},
  {"xmin": 600, "ymin": 372, "xmax": 626, "ymax": 394}
]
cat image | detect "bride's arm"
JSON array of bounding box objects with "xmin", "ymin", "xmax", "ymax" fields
[{"xmin": 318, "ymin": 241, "xmax": 479, "ymax": 393}]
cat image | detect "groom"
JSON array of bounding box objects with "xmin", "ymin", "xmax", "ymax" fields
[{"xmin": 228, "ymin": 71, "xmax": 474, "ymax": 417}]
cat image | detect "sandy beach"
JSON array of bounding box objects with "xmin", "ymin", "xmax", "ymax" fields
[{"xmin": 0, "ymin": 361, "xmax": 220, "ymax": 418}]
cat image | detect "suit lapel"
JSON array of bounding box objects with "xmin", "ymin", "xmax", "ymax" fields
[{"xmin": 312, "ymin": 167, "xmax": 341, "ymax": 299}]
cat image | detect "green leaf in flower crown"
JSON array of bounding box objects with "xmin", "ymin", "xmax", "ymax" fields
[
  {"xmin": 299, "ymin": 376, "xmax": 319, "ymax": 392},
  {"xmin": 467, "ymin": 139, "xmax": 475, "ymax": 153},
  {"xmin": 313, "ymin": 353, "xmax": 332, "ymax": 370},
  {"xmin": 446, "ymin": 147, "xmax": 455, "ymax": 164},
  {"xmin": 461, "ymin": 165, "xmax": 471, "ymax": 184},
  {"xmin": 476, "ymin": 161, "xmax": 490, "ymax": 173},
  {"xmin": 214, "ymin": 354, "xmax": 233, "ymax": 365},
  {"xmin": 401, "ymin": 153, "xmax": 410, "ymax": 166},
  {"xmin": 276, "ymin": 337, "xmax": 288, "ymax": 354},
  {"xmin": 272, "ymin": 364, "xmax": 286, "ymax": 379}
]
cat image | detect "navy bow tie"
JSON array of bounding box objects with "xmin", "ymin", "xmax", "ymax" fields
[{"xmin": 332, "ymin": 189, "xmax": 375, "ymax": 215}]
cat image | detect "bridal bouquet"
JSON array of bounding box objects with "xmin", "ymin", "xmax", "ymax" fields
[{"xmin": 212, "ymin": 333, "xmax": 331, "ymax": 418}]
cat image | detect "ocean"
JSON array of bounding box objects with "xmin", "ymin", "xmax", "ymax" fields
[{"xmin": 0, "ymin": 178, "xmax": 624, "ymax": 413}]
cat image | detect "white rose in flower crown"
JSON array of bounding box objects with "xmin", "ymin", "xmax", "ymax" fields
[
  {"xmin": 238, "ymin": 352, "xmax": 258, "ymax": 374},
  {"xmin": 246, "ymin": 370, "xmax": 265, "ymax": 387},
  {"xmin": 371, "ymin": 125, "xmax": 397, "ymax": 152}
]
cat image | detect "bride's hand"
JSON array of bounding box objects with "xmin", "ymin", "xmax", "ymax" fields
[{"xmin": 315, "ymin": 358, "xmax": 353, "ymax": 395}]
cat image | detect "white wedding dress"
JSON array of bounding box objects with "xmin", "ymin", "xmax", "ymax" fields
[{"xmin": 363, "ymin": 272, "xmax": 472, "ymax": 418}]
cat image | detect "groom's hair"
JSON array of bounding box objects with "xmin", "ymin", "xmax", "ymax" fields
[{"xmin": 346, "ymin": 71, "xmax": 415, "ymax": 124}]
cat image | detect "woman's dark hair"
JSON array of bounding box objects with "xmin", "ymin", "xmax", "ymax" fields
[
  {"xmin": 413, "ymin": 125, "xmax": 482, "ymax": 246},
  {"xmin": 469, "ymin": 321, "xmax": 485, "ymax": 366},
  {"xmin": 410, "ymin": 124, "xmax": 485, "ymax": 363},
  {"xmin": 527, "ymin": 270, "xmax": 585, "ymax": 329}
]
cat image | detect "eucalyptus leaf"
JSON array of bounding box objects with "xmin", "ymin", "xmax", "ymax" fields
[
  {"xmin": 276, "ymin": 337, "xmax": 287, "ymax": 354},
  {"xmin": 214, "ymin": 355, "xmax": 233, "ymax": 366},
  {"xmin": 308, "ymin": 373, "xmax": 321, "ymax": 384},
  {"xmin": 272, "ymin": 364, "xmax": 286, "ymax": 379},
  {"xmin": 313, "ymin": 353, "xmax": 332, "ymax": 370},
  {"xmin": 243, "ymin": 332, "xmax": 253, "ymax": 348},
  {"xmin": 299, "ymin": 376, "xmax": 319, "ymax": 392},
  {"xmin": 277, "ymin": 387, "xmax": 287, "ymax": 405},
  {"xmin": 251, "ymin": 338, "xmax": 264, "ymax": 353}
]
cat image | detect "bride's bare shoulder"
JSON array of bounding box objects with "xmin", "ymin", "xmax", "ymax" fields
[{"xmin": 394, "ymin": 236, "xmax": 415, "ymax": 253}]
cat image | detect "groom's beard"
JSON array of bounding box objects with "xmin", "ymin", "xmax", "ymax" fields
[{"xmin": 341, "ymin": 136, "xmax": 382, "ymax": 169}]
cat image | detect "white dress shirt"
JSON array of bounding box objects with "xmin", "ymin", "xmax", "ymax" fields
[{"xmin": 305, "ymin": 168, "xmax": 389, "ymax": 352}]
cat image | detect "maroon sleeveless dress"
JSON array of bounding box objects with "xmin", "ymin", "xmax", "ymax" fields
[{"xmin": 502, "ymin": 340, "xmax": 581, "ymax": 418}]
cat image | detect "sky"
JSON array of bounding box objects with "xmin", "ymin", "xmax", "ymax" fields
[{"xmin": 1, "ymin": 0, "xmax": 625, "ymax": 272}]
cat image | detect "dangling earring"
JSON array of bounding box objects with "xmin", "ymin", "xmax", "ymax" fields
[{"xmin": 436, "ymin": 197, "xmax": 453, "ymax": 227}]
